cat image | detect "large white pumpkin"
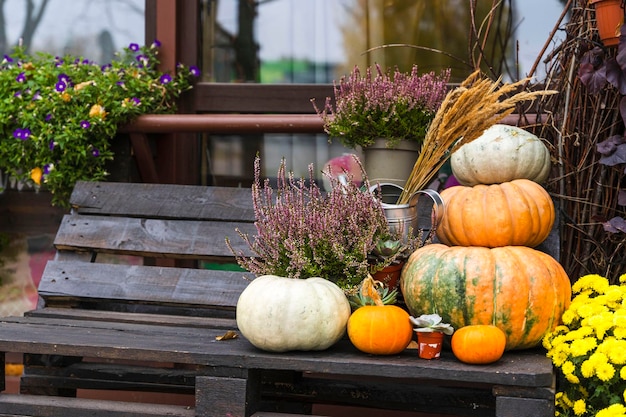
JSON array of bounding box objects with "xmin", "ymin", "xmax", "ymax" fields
[
  {"xmin": 236, "ymin": 275, "xmax": 351, "ymax": 352},
  {"xmin": 451, "ymin": 124, "xmax": 551, "ymax": 186}
]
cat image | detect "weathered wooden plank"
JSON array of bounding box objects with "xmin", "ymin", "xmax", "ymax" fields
[
  {"xmin": 0, "ymin": 394, "xmax": 194, "ymax": 417},
  {"xmin": 0, "ymin": 317, "xmax": 553, "ymax": 388},
  {"xmin": 495, "ymin": 396, "xmax": 554, "ymax": 417},
  {"xmin": 52, "ymin": 214, "xmax": 256, "ymax": 259},
  {"xmin": 69, "ymin": 181, "xmax": 255, "ymax": 222},
  {"xmin": 195, "ymin": 375, "xmax": 250, "ymax": 417},
  {"xmin": 26, "ymin": 308, "xmax": 238, "ymax": 329},
  {"xmin": 38, "ymin": 261, "xmax": 251, "ymax": 311}
]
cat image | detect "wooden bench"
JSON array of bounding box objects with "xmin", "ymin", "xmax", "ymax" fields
[{"xmin": 0, "ymin": 180, "xmax": 555, "ymax": 417}]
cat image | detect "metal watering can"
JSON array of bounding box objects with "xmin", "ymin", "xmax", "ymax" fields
[{"xmin": 369, "ymin": 183, "xmax": 444, "ymax": 243}]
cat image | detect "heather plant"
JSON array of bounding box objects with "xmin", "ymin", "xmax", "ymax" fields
[
  {"xmin": 0, "ymin": 40, "xmax": 199, "ymax": 206},
  {"xmin": 226, "ymin": 155, "xmax": 391, "ymax": 289},
  {"xmin": 312, "ymin": 64, "xmax": 450, "ymax": 149}
]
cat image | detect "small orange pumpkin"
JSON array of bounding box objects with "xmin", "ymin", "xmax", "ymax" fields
[
  {"xmin": 451, "ymin": 325, "xmax": 506, "ymax": 364},
  {"xmin": 347, "ymin": 276, "xmax": 413, "ymax": 355}
]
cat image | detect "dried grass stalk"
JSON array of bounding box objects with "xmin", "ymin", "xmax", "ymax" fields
[{"xmin": 398, "ymin": 70, "xmax": 557, "ymax": 204}]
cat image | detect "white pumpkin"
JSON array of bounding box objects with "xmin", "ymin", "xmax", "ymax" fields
[
  {"xmin": 236, "ymin": 275, "xmax": 351, "ymax": 352},
  {"xmin": 451, "ymin": 124, "xmax": 551, "ymax": 186}
]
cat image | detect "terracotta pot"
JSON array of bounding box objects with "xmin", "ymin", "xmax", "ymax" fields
[
  {"xmin": 590, "ymin": 0, "xmax": 624, "ymax": 47},
  {"xmin": 371, "ymin": 262, "xmax": 404, "ymax": 289},
  {"xmin": 416, "ymin": 331, "xmax": 444, "ymax": 359}
]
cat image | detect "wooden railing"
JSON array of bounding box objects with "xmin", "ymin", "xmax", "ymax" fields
[{"xmin": 121, "ymin": 113, "xmax": 543, "ymax": 184}]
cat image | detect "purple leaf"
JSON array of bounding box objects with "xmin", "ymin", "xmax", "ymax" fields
[
  {"xmin": 603, "ymin": 217, "xmax": 626, "ymax": 234},
  {"xmin": 597, "ymin": 135, "xmax": 624, "ymax": 155},
  {"xmin": 599, "ymin": 144, "xmax": 626, "ymax": 166},
  {"xmin": 605, "ymin": 58, "xmax": 626, "ymax": 95}
]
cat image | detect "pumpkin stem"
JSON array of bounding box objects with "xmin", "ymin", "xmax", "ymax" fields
[{"xmin": 361, "ymin": 274, "xmax": 385, "ymax": 306}]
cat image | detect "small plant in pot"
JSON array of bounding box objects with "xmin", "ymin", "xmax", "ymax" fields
[
  {"xmin": 312, "ymin": 64, "xmax": 450, "ymax": 186},
  {"xmin": 410, "ymin": 313, "xmax": 454, "ymax": 359}
]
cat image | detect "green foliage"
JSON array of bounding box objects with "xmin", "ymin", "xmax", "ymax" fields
[{"xmin": 0, "ymin": 41, "xmax": 198, "ymax": 206}]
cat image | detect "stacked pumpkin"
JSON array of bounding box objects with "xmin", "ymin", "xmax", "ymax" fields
[{"xmin": 400, "ymin": 125, "xmax": 572, "ymax": 352}]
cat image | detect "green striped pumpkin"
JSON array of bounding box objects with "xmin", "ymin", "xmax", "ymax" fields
[{"xmin": 400, "ymin": 244, "xmax": 571, "ymax": 350}]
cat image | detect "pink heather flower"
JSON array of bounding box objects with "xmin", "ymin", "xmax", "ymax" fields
[{"xmin": 227, "ymin": 155, "xmax": 390, "ymax": 289}]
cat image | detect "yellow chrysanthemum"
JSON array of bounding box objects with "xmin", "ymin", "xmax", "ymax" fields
[
  {"xmin": 596, "ymin": 403, "xmax": 626, "ymax": 417},
  {"xmin": 596, "ymin": 362, "xmax": 616, "ymax": 381},
  {"xmin": 607, "ymin": 340, "xmax": 626, "ymax": 364},
  {"xmin": 573, "ymin": 399, "xmax": 586, "ymax": 416},
  {"xmin": 581, "ymin": 359, "xmax": 596, "ymax": 378},
  {"xmin": 570, "ymin": 337, "xmax": 597, "ymax": 357},
  {"xmin": 573, "ymin": 274, "xmax": 609, "ymax": 294}
]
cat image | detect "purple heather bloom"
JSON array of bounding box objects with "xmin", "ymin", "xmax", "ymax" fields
[
  {"xmin": 189, "ymin": 65, "xmax": 200, "ymax": 77},
  {"xmin": 92, "ymin": 148, "xmax": 100, "ymax": 157},
  {"xmin": 129, "ymin": 43, "xmax": 140, "ymax": 52},
  {"xmin": 16, "ymin": 72, "xmax": 26, "ymax": 82},
  {"xmin": 159, "ymin": 74, "xmax": 172, "ymax": 84},
  {"xmin": 80, "ymin": 120, "xmax": 91, "ymax": 129},
  {"xmin": 13, "ymin": 128, "xmax": 31, "ymax": 140}
]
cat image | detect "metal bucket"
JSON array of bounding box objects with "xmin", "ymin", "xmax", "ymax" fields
[{"xmin": 369, "ymin": 183, "xmax": 444, "ymax": 242}]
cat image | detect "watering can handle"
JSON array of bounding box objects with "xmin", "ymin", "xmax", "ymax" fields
[{"xmin": 409, "ymin": 188, "xmax": 444, "ymax": 240}]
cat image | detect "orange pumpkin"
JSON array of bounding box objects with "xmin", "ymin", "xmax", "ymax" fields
[
  {"xmin": 451, "ymin": 325, "xmax": 506, "ymax": 364},
  {"xmin": 400, "ymin": 244, "xmax": 571, "ymax": 350},
  {"xmin": 437, "ymin": 179, "xmax": 555, "ymax": 248},
  {"xmin": 347, "ymin": 305, "xmax": 413, "ymax": 355}
]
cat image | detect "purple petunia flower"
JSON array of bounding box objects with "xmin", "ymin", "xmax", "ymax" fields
[
  {"xmin": 16, "ymin": 72, "xmax": 26, "ymax": 82},
  {"xmin": 32, "ymin": 90, "xmax": 41, "ymax": 100},
  {"xmin": 159, "ymin": 74, "xmax": 172, "ymax": 84},
  {"xmin": 189, "ymin": 65, "xmax": 201, "ymax": 77},
  {"xmin": 14, "ymin": 91, "xmax": 21, "ymax": 98},
  {"xmin": 55, "ymin": 81, "xmax": 67, "ymax": 92},
  {"xmin": 80, "ymin": 120, "xmax": 91, "ymax": 129},
  {"xmin": 101, "ymin": 64, "xmax": 112, "ymax": 72},
  {"xmin": 49, "ymin": 140, "xmax": 55, "ymax": 150},
  {"xmin": 45, "ymin": 114, "xmax": 53, "ymax": 122},
  {"xmin": 152, "ymin": 39, "xmax": 161, "ymax": 48},
  {"xmin": 58, "ymin": 73, "xmax": 71, "ymax": 84},
  {"xmin": 136, "ymin": 54, "xmax": 148, "ymax": 68},
  {"xmin": 129, "ymin": 43, "xmax": 140, "ymax": 52},
  {"xmin": 43, "ymin": 164, "xmax": 52, "ymax": 175},
  {"xmin": 3, "ymin": 54, "xmax": 13, "ymax": 63},
  {"xmin": 131, "ymin": 97, "xmax": 141, "ymax": 105},
  {"xmin": 92, "ymin": 148, "xmax": 100, "ymax": 157},
  {"xmin": 13, "ymin": 128, "xmax": 31, "ymax": 140}
]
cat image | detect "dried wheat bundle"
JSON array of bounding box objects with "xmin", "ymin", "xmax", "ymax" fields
[{"xmin": 398, "ymin": 70, "xmax": 556, "ymax": 204}]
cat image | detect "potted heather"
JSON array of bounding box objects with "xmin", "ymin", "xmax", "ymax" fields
[
  {"xmin": 312, "ymin": 64, "xmax": 450, "ymax": 187},
  {"xmin": 0, "ymin": 40, "xmax": 199, "ymax": 206},
  {"xmin": 226, "ymin": 155, "xmax": 392, "ymax": 290}
]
